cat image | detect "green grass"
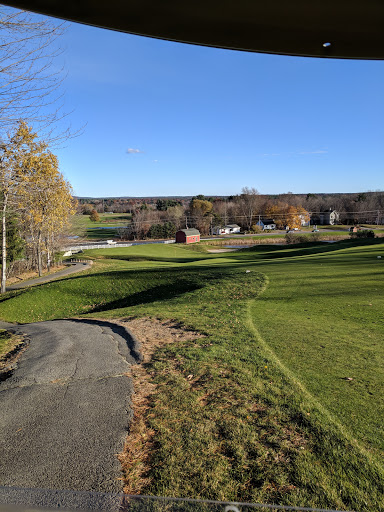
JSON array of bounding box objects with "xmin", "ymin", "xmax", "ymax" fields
[
  {"xmin": 70, "ymin": 213, "xmax": 132, "ymax": 239},
  {"xmin": 0, "ymin": 240, "xmax": 383, "ymax": 509},
  {"xmin": 318, "ymin": 224, "xmax": 384, "ymax": 231}
]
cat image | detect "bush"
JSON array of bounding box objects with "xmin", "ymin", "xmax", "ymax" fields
[
  {"xmin": 350, "ymin": 229, "xmax": 375, "ymax": 239},
  {"xmin": 89, "ymin": 209, "xmax": 100, "ymax": 222},
  {"xmin": 285, "ymin": 232, "xmax": 298, "ymax": 244},
  {"xmin": 285, "ymin": 233, "xmax": 321, "ymax": 244},
  {"xmin": 250, "ymin": 224, "xmax": 262, "ymax": 233}
]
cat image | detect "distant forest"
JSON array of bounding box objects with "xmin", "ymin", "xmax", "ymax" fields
[
  {"xmin": 76, "ymin": 191, "xmax": 384, "ymax": 218},
  {"xmin": 75, "ymin": 190, "xmax": 384, "ymax": 238}
]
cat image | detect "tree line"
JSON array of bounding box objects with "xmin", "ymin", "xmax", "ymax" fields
[{"xmin": 101, "ymin": 187, "xmax": 383, "ymax": 240}]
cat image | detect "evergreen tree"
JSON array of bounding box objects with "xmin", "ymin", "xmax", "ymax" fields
[{"xmin": 6, "ymin": 213, "xmax": 24, "ymax": 263}]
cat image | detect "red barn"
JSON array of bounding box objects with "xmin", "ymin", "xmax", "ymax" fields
[{"xmin": 175, "ymin": 228, "xmax": 200, "ymax": 244}]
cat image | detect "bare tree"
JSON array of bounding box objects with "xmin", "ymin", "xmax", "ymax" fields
[
  {"xmin": 236, "ymin": 187, "xmax": 260, "ymax": 231},
  {"xmin": 0, "ymin": 8, "xmax": 69, "ymax": 133},
  {"xmin": 0, "ymin": 8, "xmax": 73, "ymax": 292}
]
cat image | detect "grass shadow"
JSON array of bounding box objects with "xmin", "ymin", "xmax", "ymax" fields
[
  {"xmin": 94, "ymin": 254, "xmax": 213, "ymax": 264},
  {"xmin": 89, "ymin": 279, "xmax": 204, "ymax": 313}
]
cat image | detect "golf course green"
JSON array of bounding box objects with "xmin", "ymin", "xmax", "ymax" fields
[{"xmin": 1, "ymin": 239, "xmax": 383, "ymax": 510}]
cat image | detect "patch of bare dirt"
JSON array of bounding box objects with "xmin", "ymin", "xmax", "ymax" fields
[
  {"xmin": 116, "ymin": 317, "xmax": 205, "ymax": 494},
  {"xmin": 0, "ymin": 334, "xmax": 29, "ymax": 382}
]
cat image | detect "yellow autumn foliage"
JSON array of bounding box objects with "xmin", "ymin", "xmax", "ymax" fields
[
  {"xmin": 1, "ymin": 121, "xmax": 75, "ymax": 279},
  {"xmin": 265, "ymin": 202, "xmax": 310, "ymax": 230}
]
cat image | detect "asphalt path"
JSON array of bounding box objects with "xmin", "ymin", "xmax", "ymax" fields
[
  {"xmin": 0, "ymin": 319, "xmax": 141, "ymax": 502},
  {"xmin": 6, "ymin": 262, "xmax": 92, "ymax": 292}
]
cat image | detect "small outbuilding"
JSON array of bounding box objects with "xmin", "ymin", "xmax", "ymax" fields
[{"xmin": 176, "ymin": 228, "xmax": 200, "ymax": 244}]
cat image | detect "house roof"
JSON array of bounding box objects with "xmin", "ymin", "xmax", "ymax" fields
[
  {"xmin": 177, "ymin": 229, "xmax": 200, "ymax": 236},
  {"xmin": 259, "ymin": 218, "xmax": 275, "ymax": 224},
  {"xmin": 225, "ymin": 224, "xmax": 240, "ymax": 229}
]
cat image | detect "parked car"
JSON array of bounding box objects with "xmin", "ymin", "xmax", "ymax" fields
[{"xmin": 312, "ymin": 229, "xmax": 319, "ymax": 232}]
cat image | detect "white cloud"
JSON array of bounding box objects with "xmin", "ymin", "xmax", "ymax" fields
[
  {"xmin": 127, "ymin": 148, "xmax": 143, "ymax": 154},
  {"xmin": 298, "ymin": 150, "xmax": 328, "ymax": 155},
  {"xmin": 260, "ymin": 149, "xmax": 328, "ymax": 157}
]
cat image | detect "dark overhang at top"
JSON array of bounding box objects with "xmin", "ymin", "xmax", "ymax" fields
[{"xmin": 1, "ymin": 0, "xmax": 383, "ymax": 60}]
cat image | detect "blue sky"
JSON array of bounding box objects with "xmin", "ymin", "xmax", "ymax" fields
[{"xmin": 54, "ymin": 19, "xmax": 383, "ymax": 197}]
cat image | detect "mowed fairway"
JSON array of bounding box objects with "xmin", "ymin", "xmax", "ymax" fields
[
  {"xmin": 70, "ymin": 212, "xmax": 132, "ymax": 239},
  {"xmin": 0, "ymin": 241, "xmax": 383, "ymax": 510},
  {"xmin": 249, "ymin": 243, "xmax": 384, "ymax": 455}
]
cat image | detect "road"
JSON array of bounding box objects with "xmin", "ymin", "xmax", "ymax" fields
[
  {"xmin": 6, "ymin": 262, "xmax": 92, "ymax": 291},
  {"xmin": 0, "ymin": 319, "xmax": 141, "ymax": 499}
]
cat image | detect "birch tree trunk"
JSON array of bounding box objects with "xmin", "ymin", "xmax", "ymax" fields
[
  {"xmin": 37, "ymin": 231, "xmax": 43, "ymax": 277},
  {"xmin": 1, "ymin": 193, "xmax": 7, "ymax": 293},
  {"xmin": 46, "ymin": 237, "xmax": 51, "ymax": 272}
]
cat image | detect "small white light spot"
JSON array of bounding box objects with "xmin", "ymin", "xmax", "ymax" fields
[{"xmin": 323, "ymin": 42, "xmax": 332, "ymax": 48}]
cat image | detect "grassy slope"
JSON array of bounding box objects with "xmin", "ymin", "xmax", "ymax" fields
[{"xmin": 0, "ymin": 241, "xmax": 383, "ymax": 509}]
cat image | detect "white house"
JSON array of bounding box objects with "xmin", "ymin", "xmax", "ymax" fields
[
  {"xmin": 212, "ymin": 224, "xmax": 241, "ymax": 235},
  {"xmin": 225, "ymin": 224, "xmax": 241, "ymax": 234},
  {"xmin": 256, "ymin": 218, "xmax": 276, "ymax": 230}
]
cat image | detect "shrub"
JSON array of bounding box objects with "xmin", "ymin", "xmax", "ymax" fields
[
  {"xmin": 285, "ymin": 233, "xmax": 320, "ymax": 244},
  {"xmin": 285, "ymin": 232, "xmax": 298, "ymax": 244},
  {"xmin": 89, "ymin": 209, "xmax": 100, "ymax": 222},
  {"xmin": 250, "ymin": 224, "xmax": 262, "ymax": 233},
  {"xmin": 350, "ymin": 229, "xmax": 375, "ymax": 239}
]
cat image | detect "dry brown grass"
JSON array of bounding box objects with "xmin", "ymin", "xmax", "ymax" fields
[
  {"xmin": 117, "ymin": 317, "xmax": 205, "ymax": 494},
  {"xmin": 201, "ymin": 238, "xmax": 285, "ymax": 246},
  {"xmin": 7, "ymin": 264, "xmax": 66, "ymax": 285},
  {"xmin": 201, "ymin": 234, "xmax": 354, "ymax": 247},
  {"xmin": 0, "ymin": 332, "xmax": 28, "ymax": 378}
]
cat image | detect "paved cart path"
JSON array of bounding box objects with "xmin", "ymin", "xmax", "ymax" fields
[
  {"xmin": 6, "ymin": 262, "xmax": 92, "ymax": 291},
  {"xmin": 0, "ymin": 319, "xmax": 140, "ymax": 494}
]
